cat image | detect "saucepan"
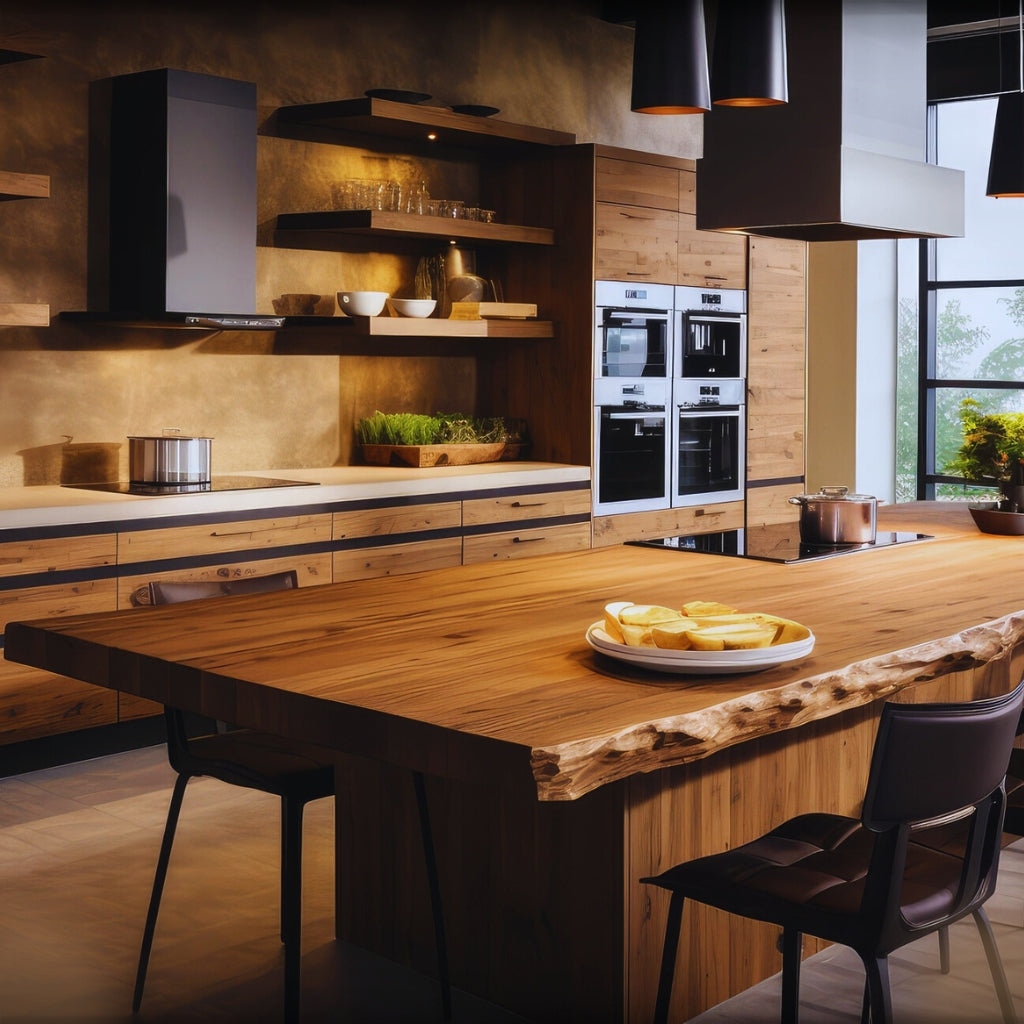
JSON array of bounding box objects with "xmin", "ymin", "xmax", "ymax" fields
[
  {"xmin": 788, "ymin": 485, "xmax": 877, "ymax": 546},
  {"xmin": 129, "ymin": 429, "xmax": 212, "ymax": 484}
]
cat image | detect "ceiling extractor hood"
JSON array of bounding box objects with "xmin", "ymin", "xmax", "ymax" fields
[
  {"xmin": 64, "ymin": 68, "xmax": 322, "ymax": 330},
  {"xmin": 697, "ymin": 0, "xmax": 965, "ymax": 241}
]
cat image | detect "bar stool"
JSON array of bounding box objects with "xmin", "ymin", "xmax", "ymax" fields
[
  {"xmin": 641, "ymin": 680, "xmax": 1024, "ymax": 1024},
  {"xmin": 133, "ymin": 571, "xmax": 451, "ymax": 1023}
]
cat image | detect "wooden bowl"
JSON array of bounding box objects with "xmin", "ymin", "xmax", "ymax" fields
[{"xmin": 969, "ymin": 505, "xmax": 1024, "ymax": 536}]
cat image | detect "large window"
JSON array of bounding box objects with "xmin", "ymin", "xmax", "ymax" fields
[{"xmin": 900, "ymin": 97, "xmax": 1024, "ymax": 501}]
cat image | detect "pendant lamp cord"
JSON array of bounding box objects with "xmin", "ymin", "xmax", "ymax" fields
[{"xmin": 1018, "ymin": 0, "xmax": 1023, "ymax": 95}]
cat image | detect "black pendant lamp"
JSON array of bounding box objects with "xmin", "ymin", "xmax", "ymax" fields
[
  {"xmin": 711, "ymin": 0, "xmax": 788, "ymax": 107},
  {"xmin": 631, "ymin": 0, "xmax": 710, "ymax": 115},
  {"xmin": 987, "ymin": 0, "xmax": 1024, "ymax": 197}
]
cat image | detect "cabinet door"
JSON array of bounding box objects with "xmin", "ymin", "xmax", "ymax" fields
[
  {"xmin": 333, "ymin": 537, "xmax": 463, "ymax": 581},
  {"xmin": 462, "ymin": 523, "xmax": 591, "ymax": 564},
  {"xmin": 596, "ymin": 157, "xmax": 680, "ymax": 210},
  {"xmin": 596, "ymin": 203, "xmax": 678, "ymax": 284},
  {"xmin": 462, "ymin": 488, "xmax": 591, "ymax": 527},
  {"xmin": 677, "ymin": 213, "xmax": 748, "ymax": 289},
  {"xmin": 118, "ymin": 514, "xmax": 332, "ymax": 564},
  {"xmin": 0, "ymin": 577, "xmax": 118, "ymax": 743},
  {"xmin": 746, "ymin": 235, "xmax": 806, "ymax": 497}
]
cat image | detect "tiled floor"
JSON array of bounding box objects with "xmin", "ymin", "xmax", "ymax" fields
[{"xmin": 2, "ymin": 745, "xmax": 1024, "ymax": 1023}]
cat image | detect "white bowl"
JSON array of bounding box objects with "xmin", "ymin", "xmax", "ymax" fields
[
  {"xmin": 387, "ymin": 297, "xmax": 437, "ymax": 318},
  {"xmin": 337, "ymin": 291, "xmax": 389, "ymax": 317}
]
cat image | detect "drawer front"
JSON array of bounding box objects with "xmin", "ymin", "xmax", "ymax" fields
[
  {"xmin": 333, "ymin": 537, "xmax": 463, "ymax": 581},
  {"xmin": 118, "ymin": 514, "xmax": 332, "ymax": 564},
  {"xmin": 462, "ymin": 523, "xmax": 592, "ymax": 564},
  {"xmin": 0, "ymin": 578, "xmax": 116, "ymax": 633},
  {"xmin": 595, "ymin": 157, "xmax": 680, "ymax": 210},
  {"xmin": 0, "ymin": 660, "xmax": 117, "ymax": 743},
  {"xmin": 592, "ymin": 502, "xmax": 745, "ymax": 548},
  {"xmin": 0, "ymin": 533, "xmax": 115, "ymax": 579},
  {"xmin": 595, "ymin": 203, "xmax": 678, "ymax": 284},
  {"xmin": 333, "ymin": 502, "xmax": 462, "ymax": 541},
  {"xmin": 117, "ymin": 552, "xmax": 333, "ymax": 608},
  {"xmin": 463, "ymin": 488, "xmax": 591, "ymax": 527}
]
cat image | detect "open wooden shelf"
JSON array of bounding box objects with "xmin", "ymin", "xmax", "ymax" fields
[
  {"xmin": 0, "ymin": 302, "xmax": 48, "ymax": 326},
  {"xmin": 271, "ymin": 96, "xmax": 575, "ymax": 151},
  {"xmin": 274, "ymin": 209, "xmax": 554, "ymax": 250},
  {"xmin": 0, "ymin": 169, "xmax": 49, "ymax": 200},
  {"xmin": 345, "ymin": 316, "xmax": 552, "ymax": 339}
]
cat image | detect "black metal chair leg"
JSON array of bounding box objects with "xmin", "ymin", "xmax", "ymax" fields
[
  {"xmin": 652, "ymin": 892, "xmax": 685, "ymax": 1024},
  {"xmin": 938, "ymin": 924, "xmax": 951, "ymax": 974},
  {"xmin": 133, "ymin": 772, "xmax": 190, "ymax": 1013},
  {"xmin": 780, "ymin": 928, "xmax": 802, "ymax": 1024},
  {"xmin": 414, "ymin": 770, "xmax": 452, "ymax": 1021},
  {"xmin": 973, "ymin": 908, "xmax": 1018, "ymax": 1024},
  {"xmin": 282, "ymin": 796, "xmax": 304, "ymax": 1024},
  {"xmin": 861, "ymin": 955, "xmax": 893, "ymax": 1024}
]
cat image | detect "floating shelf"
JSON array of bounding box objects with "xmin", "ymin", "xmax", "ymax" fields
[
  {"xmin": 0, "ymin": 169, "xmax": 49, "ymax": 200},
  {"xmin": 274, "ymin": 209, "xmax": 554, "ymax": 250},
  {"xmin": 0, "ymin": 302, "xmax": 49, "ymax": 327},
  {"xmin": 354, "ymin": 316, "xmax": 553, "ymax": 339},
  {"xmin": 0, "ymin": 48, "xmax": 43, "ymax": 66},
  {"xmin": 272, "ymin": 96, "xmax": 576, "ymax": 151}
]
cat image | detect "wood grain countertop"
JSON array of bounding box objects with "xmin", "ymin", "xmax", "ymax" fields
[{"xmin": 6, "ymin": 501, "xmax": 1024, "ymax": 801}]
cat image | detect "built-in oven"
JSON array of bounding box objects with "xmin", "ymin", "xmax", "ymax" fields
[
  {"xmin": 595, "ymin": 280, "xmax": 673, "ymax": 379},
  {"xmin": 674, "ymin": 285, "xmax": 746, "ymax": 379},
  {"xmin": 593, "ymin": 378, "xmax": 670, "ymax": 515},
  {"xmin": 672, "ymin": 379, "xmax": 745, "ymax": 505}
]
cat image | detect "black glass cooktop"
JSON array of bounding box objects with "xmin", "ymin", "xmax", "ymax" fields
[
  {"xmin": 64, "ymin": 475, "xmax": 319, "ymax": 497},
  {"xmin": 628, "ymin": 524, "xmax": 933, "ymax": 564}
]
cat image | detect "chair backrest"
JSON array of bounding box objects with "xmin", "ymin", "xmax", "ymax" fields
[
  {"xmin": 149, "ymin": 570, "xmax": 298, "ymax": 606},
  {"xmin": 859, "ymin": 679, "xmax": 1024, "ymax": 952}
]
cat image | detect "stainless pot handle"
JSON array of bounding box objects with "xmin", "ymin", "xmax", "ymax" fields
[{"xmin": 820, "ymin": 485, "xmax": 850, "ymax": 498}]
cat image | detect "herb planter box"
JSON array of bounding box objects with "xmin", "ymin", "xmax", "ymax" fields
[{"xmin": 361, "ymin": 442, "xmax": 507, "ymax": 468}]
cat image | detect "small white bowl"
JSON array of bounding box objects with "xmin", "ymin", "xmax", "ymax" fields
[
  {"xmin": 337, "ymin": 291, "xmax": 389, "ymax": 317},
  {"xmin": 387, "ymin": 297, "xmax": 437, "ymax": 318}
]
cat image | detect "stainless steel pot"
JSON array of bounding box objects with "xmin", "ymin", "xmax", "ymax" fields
[
  {"xmin": 788, "ymin": 485, "xmax": 877, "ymax": 546},
  {"xmin": 129, "ymin": 430, "xmax": 212, "ymax": 484}
]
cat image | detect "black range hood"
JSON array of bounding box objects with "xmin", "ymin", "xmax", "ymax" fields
[{"xmin": 64, "ymin": 68, "xmax": 326, "ymax": 330}]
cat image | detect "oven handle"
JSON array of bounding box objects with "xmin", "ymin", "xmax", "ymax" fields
[
  {"xmin": 601, "ymin": 308, "xmax": 669, "ymax": 324},
  {"xmin": 605, "ymin": 410, "xmax": 667, "ymax": 420},
  {"xmin": 677, "ymin": 404, "xmax": 743, "ymax": 413}
]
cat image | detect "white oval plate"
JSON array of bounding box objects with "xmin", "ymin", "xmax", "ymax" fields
[{"xmin": 585, "ymin": 622, "xmax": 815, "ymax": 675}]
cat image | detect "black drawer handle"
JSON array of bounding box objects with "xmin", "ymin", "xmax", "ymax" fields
[
  {"xmin": 512, "ymin": 536, "xmax": 544, "ymax": 544},
  {"xmin": 510, "ymin": 501, "xmax": 546, "ymax": 508}
]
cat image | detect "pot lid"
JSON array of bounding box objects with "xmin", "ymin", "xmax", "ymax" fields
[{"xmin": 791, "ymin": 485, "xmax": 876, "ymax": 503}]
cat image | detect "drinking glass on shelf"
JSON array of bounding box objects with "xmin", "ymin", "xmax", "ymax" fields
[
  {"xmin": 478, "ymin": 209, "xmax": 496, "ymax": 223},
  {"xmin": 405, "ymin": 180, "xmax": 430, "ymax": 215}
]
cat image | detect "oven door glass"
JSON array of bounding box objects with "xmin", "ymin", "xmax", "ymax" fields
[
  {"xmin": 596, "ymin": 406, "xmax": 669, "ymax": 511},
  {"xmin": 680, "ymin": 313, "xmax": 743, "ymax": 378},
  {"xmin": 599, "ymin": 310, "xmax": 668, "ymax": 377},
  {"xmin": 674, "ymin": 408, "xmax": 743, "ymax": 501}
]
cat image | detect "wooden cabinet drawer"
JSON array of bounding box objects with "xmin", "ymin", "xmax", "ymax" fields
[
  {"xmin": 746, "ymin": 484, "xmax": 803, "ymax": 529},
  {"xmin": 333, "ymin": 502, "xmax": 461, "ymax": 540},
  {"xmin": 592, "ymin": 502, "xmax": 744, "ymax": 548},
  {"xmin": 462, "ymin": 488, "xmax": 591, "ymax": 527},
  {"xmin": 117, "ymin": 552, "xmax": 333, "ymax": 608},
  {"xmin": 333, "ymin": 537, "xmax": 463, "ymax": 581},
  {"xmin": 595, "ymin": 202, "xmax": 678, "ymax": 284},
  {"xmin": 596, "ymin": 157, "xmax": 680, "ymax": 210},
  {"xmin": 462, "ymin": 523, "xmax": 591, "ymax": 564},
  {"xmin": 0, "ymin": 659, "xmax": 116, "ymax": 743},
  {"xmin": 0, "ymin": 578, "xmax": 115, "ymax": 633},
  {"xmin": 0, "ymin": 533, "xmax": 115, "ymax": 578},
  {"xmin": 118, "ymin": 514, "xmax": 332, "ymax": 564},
  {"xmin": 677, "ymin": 213, "xmax": 748, "ymax": 289}
]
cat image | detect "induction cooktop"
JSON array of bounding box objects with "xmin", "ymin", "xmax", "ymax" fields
[
  {"xmin": 628, "ymin": 523, "xmax": 933, "ymax": 564},
  {"xmin": 64, "ymin": 475, "xmax": 319, "ymax": 496}
]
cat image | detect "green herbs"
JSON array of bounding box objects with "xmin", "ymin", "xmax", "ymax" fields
[
  {"xmin": 947, "ymin": 398, "xmax": 1024, "ymax": 485},
  {"xmin": 356, "ymin": 411, "xmax": 511, "ymax": 446}
]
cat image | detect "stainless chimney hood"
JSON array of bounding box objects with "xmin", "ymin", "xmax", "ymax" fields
[{"xmin": 697, "ymin": 0, "xmax": 965, "ymax": 241}]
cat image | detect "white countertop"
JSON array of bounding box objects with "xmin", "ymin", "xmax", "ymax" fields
[{"xmin": 0, "ymin": 462, "xmax": 591, "ymax": 531}]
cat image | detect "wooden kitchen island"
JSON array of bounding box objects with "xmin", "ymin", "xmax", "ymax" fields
[{"xmin": 6, "ymin": 502, "xmax": 1024, "ymax": 1023}]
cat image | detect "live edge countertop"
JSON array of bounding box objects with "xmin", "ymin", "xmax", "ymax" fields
[
  {"xmin": 0, "ymin": 461, "xmax": 591, "ymax": 531},
  {"xmin": 5, "ymin": 501, "xmax": 1024, "ymax": 802}
]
